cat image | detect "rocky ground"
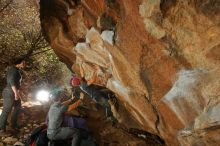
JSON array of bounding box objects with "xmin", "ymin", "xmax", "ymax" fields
[{"xmin": 0, "ymin": 99, "xmax": 48, "ymax": 146}]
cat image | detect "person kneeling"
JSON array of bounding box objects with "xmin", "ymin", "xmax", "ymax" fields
[{"xmin": 47, "ymin": 89, "xmax": 84, "ymax": 146}]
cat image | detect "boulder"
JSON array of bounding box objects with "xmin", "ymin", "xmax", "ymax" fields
[
  {"xmin": 40, "ymin": 0, "xmax": 220, "ymax": 145},
  {"xmin": 3, "ymin": 137, "xmax": 18, "ymax": 145}
]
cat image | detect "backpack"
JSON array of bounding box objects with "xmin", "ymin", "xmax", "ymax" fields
[
  {"xmin": 81, "ymin": 136, "xmax": 98, "ymax": 146},
  {"xmin": 24, "ymin": 124, "xmax": 48, "ymax": 146},
  {"xmin": 34, "ymin": 129, "xmax": 49, "ymax": 146}
]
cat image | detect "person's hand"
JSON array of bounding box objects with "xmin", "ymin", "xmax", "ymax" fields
[
  {"xmin": 94, "ymin": 65, "xmax": 103, "ymax": 77},
  {"xmin": 14, "ymin": 92, "xmax": 21, "ymax": 100},
  {"xmin": 71, "ymin": 94, "xmax": 76, "ymax": 101},
  {"xmin": 14, "ymin": 94, "xmax": 19, "ymax": 100},
  {"xmin": 80, "ymin": 92, "xmax": 85, "ymax": 100}
]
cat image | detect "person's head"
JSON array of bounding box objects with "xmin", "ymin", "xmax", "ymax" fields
[
  {"xmin": 50, "ymin": 88, "xmax": 64, "ymax": 102},
  {"xmin": 14, "ymin": 58, "xmax": 26, "ymax": 69},
  {"xmin": 71, "ymin": 76, "xmax": 81, "ymax": 87}
]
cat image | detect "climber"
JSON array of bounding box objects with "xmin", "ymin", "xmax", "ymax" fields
[
  {"xmin": 70, "ymin": 75, "xmax": 82, "ymax": 100},
  {"xmin": 71, "ymin": 64, "xmax": 117, "ymax": 123},
  {"xmin": 0, "ymin": 57, "xmax": 26, "ymax": 135},
  {"xmin": 47, "ymin": 88, "xmax": 86, "ymax": 146}
]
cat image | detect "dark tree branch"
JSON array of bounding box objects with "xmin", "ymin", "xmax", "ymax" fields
[
  {"xmin": 20, "ymin": 29, "xmax": 49, "ymax": 59},
  {"xmin": 30, "ymin": 48, "xmax": 52, "ymax": 57},
  {"xmin": 0, "ymin": 0, "xmax": 13, "ymax": 13}
]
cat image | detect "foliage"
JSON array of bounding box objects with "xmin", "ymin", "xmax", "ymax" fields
[
  {"xmin": 0, "ymin": 0, "xmax": 71, "ymax": 93},
  {"xmin": 0, "ymin": 0, "xmax": 46, "ymax": 63},
  {"xmin": 0, "ymin": 0, "xmax": 13, "ymax": 13}
]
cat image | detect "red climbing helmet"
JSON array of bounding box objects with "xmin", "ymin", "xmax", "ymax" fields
[{"xmin": 71, "ymin": 76, "xmax": 81, "ymax": 86}]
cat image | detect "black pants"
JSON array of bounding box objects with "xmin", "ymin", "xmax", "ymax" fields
[
  {"xmin": 0, "ymin": 88, "xmax": 20, "ymax": 130},
  {"xmin": 11, "ymin": 99, "xmax": 29, "ymax": 128}
]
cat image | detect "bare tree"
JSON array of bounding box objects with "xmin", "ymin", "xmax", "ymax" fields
[{"xmin": 22, "ymin": 30, "xmax": 49, "ymax": 58}]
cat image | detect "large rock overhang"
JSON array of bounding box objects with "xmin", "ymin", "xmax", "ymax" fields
[{"xmin": 40, "ymin": 0, "xmax": 220, "ymax": 145}]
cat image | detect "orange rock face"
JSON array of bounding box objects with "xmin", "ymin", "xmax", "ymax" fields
[{"xmin": 40, "ymin": 0, "xmax": 220, "ymax": 145}]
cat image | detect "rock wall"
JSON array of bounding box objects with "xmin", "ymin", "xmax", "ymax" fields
[{"xmin": 40, "ymin": 0, "xmax": 220, "ymax": 145}]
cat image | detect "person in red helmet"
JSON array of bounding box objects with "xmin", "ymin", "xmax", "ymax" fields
[
  {"xmin": 71, "ymin": 77, "xmax": 81, "ymax": 86},
  {"xmin": 71, "ymin": 65, "xmax": 117, "ymax": 123}
]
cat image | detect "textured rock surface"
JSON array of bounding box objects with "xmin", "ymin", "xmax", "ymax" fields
[{"xmin": 40, "ymin": 0, "xmax": 220, "ymax": 145}]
